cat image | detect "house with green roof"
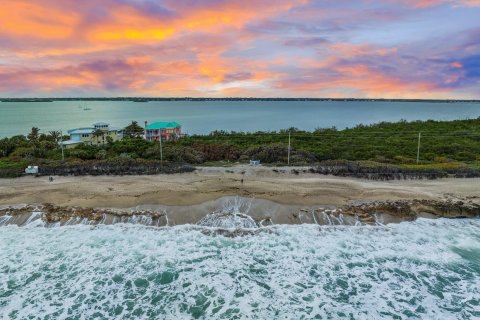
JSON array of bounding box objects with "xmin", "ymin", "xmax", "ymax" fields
[{"xmin": 145, "ymin": 121, "xmax": 182, "ymax": 142}]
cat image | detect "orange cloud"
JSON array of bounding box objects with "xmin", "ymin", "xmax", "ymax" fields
[
  {"xmin": 0, "ymin": 0, "xmax": 478, "ymax": 99},
  {"xmin": 451, "ymin": 61, "xmax": 463, "ymax": 68},
  {"xmin": 0, "ymin": 2, "xmax": 79, "ymax": 39},
  {"xmin": 83, "ymin": 0, "xmax": 308, "ymax": 46},
  {"xmin": 86, "ymin": 6, "xmax": 176, "ymax": 43},
  {"xmin": 276, "ymin": 68, "xmax": 436, "ymax": 98},
  {"xmin": 1, "ymin": 0, "xmax": 308, "ymax": 61},
  {"xmin": 180, "ymin": 1, "xmax": 308, "ymax": 31}
]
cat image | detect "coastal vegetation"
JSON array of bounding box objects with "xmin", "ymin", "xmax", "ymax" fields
[{"xmin": 0, "ymin": 118, "xmax": 479, "ymax": 178}]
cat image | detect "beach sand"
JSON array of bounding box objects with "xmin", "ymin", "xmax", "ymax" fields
[{"xmin": 1, "ymin": 166, "xmax": 479, "ymax": 209}]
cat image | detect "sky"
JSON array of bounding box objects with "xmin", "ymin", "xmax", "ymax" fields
[{"xmin": 0, "ymin": 0, "xmax": 479, "ymax": 98}]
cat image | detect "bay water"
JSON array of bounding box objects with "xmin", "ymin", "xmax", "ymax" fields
[{"xmin": 1, "ymin": 100, "xmax": 479, "ymax": 137}]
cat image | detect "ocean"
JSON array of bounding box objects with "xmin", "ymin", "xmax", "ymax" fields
[
  {"xmin": 1, "ymin": 100, "xmax": 480, "ymax": 137},
  {"xmin": 1, "ymin": 101, "xmax": 480, "ymax": 319},
  {"xmin": 1, "ymin": 220, "xmax": 479, "ymax": 319}
]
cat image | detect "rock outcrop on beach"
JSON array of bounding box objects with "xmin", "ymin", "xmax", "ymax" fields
[
  {"xmin": 1, "ymin": 199, "xmax": 478, "ymax": 228},
  {"xmin": 37, "ymin": 161, "xmax": 195, "ymax": 176},
  {"xmin": 308, "ymin": 162, "xmax": 480, "ymax": 180},
  {"xmin": 0, "ymin": 204, "xmax": 169, "ymax": 227},
  {"xmin": 0, "ymin": 160, "xmax": 196, "ymax": 178},
  {"xmin": 342, "ymin": 199, "xmax": 480, "ymax": 219}
]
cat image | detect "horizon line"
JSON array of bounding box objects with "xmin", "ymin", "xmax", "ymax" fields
[{"xmin": 2, "ymin": 97, "xmax": 480, "ymax": 102}]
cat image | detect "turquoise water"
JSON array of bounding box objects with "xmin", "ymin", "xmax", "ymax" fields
[
  {"xmin": 1, "ymin": 219, "xmax": 479, "ymax": 319},
  {"xmin": 1, "ymin": 100, "xmax": 480, "ymax": 137}
]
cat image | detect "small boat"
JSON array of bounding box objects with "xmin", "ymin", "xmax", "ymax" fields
[{"xmin": 83, "ymin": 106, "xmax": 91, "ymax": 111}]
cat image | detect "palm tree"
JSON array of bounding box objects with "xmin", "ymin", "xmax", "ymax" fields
[
  {"xmin": 92, "ymin": 129, "xmax": 105, "ymax": 145},
  {"xmin": 48, "ymin": 130, "xmax": 62, "ymax": 143},
  {"xmin": 124, "ymin": 121, "xmax": 145, "ymax": 139},
  {"xmin": 26, "ymin": 127, "xmax": 43, "ymax": 157},
  {"xmin": 27, "ymin": 127, "xmax": 40, "ymax": 144}
]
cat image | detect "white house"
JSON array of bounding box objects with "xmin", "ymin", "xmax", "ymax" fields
[{"xmin": 62, "ymin": 122, "xmax": 122, "ymax": 149}]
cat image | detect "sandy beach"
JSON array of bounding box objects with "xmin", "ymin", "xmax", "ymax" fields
[{"xmin": 1, "ymin": 166, "xmax": 479, "ymax": 208}]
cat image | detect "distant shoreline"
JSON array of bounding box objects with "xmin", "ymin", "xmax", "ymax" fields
[{"xmin": 1, "ymin": 97, "xmax": 479, "ymax": 103}]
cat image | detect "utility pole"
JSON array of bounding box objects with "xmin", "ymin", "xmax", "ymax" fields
[
  {"xmin": 159, "ymin": 134, "xmax": 163, "ymax": 165},
  {"xmin": 287, "ymin": 131, "xmax": 291, "ymax": 166},
  {"xmin": 416, "ymin": 132, "xmax": 421, "ymax": 164},
  {"xmin": 60, "ymin": 131, "xmax": 64, "ymax": 161}
]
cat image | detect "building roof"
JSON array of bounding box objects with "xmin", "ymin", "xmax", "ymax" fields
[
  {"xmin": 61, "ymin": 140, "xmax": 84, "ymax": 145},
  {"xmin": 68, "ymin": 128, "xmax": 94, "ymax": 135},
  {"xmin": 94, "ymin": 122, "xmax": 110, "ymax": 126},
  {"xmin": 146, "ymin": 121, "xmax": 181, "ymax": 130},
  {"xmin": 68, "ymin": 126, "xmax": 120, "ymax": 135}
]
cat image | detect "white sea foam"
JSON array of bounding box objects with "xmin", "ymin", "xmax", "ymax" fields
[
  {"xmin": 197, "ymin": 196, "xmax": 258, "ymax": 228},
  {"xmin": 0, "ymin": 219, "xmax": 479, "ymax": 319},
  {"xmin": 22, "ymin": 211, "xmax": 43, "ymax": 226}
]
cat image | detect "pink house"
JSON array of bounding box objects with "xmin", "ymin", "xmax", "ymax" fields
[{"xmin": 144, "ymin": 121, "xmax": 182, "ymax": 141}]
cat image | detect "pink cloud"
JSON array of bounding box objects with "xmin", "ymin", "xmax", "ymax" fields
[
  {"xmin": 0, "ymin": 0, "xmax": 478, "ymax": 98},
  {"xmin": 390, "ymin": 0, "xmax": 480, "ymax": 7}
]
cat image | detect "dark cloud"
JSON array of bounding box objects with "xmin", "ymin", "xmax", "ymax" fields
[
  {"xmin": 223, "ymin": 72, "xmax": 254, "ymax": 81},
  {"xmin": 284, "ymin": 37, "xmax": 329, "ymax": 47},
  {"xmin": 460, "ymin": 54, "xmax": 480, "ymax": 80}
]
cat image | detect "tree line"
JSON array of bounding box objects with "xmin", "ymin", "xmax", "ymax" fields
[{"xmin": 1, "ymin": 119, "xmax": 479, "ymax": 169}]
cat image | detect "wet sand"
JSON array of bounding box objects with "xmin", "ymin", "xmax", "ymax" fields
[{"xmin": 0, "ymin": 166, "xmax": 479, "ymax": 208}]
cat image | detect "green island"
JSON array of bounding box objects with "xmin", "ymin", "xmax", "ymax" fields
[{"xmin": 1, "ymin": 118, "xmax": 479, "ymax": 178}]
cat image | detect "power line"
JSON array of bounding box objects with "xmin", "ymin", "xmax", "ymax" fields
[
  {"xmin": 287, "ymin": 131, "xmax": 291, "ymax": 166},
  {"xmin": 190, "ymin": 132, "xmax": 480, "ymax": 138}
]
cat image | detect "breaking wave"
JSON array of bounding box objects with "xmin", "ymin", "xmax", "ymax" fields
[{"xmin": 1, "ymin": 218, "xmax": 479, "ymax": 319}]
